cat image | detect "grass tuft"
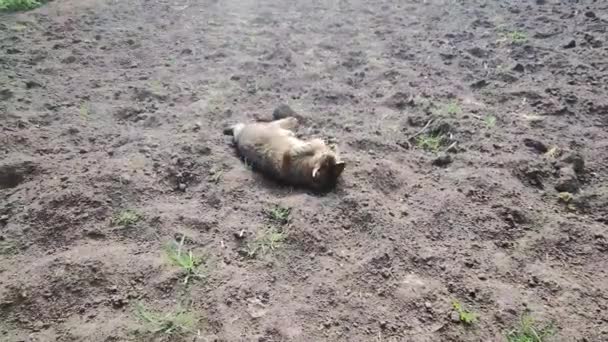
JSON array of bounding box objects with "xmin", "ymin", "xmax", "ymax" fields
[
  {"xmin": 484, "ymin": 115, "xmax": 497, "ymax": 128},
  {"xmin": 246, "ymin": 226, "xmax": 286, "ymax": 258},
  {"xmin": 0, "ymin": 0, "xmax": 42, "ymax": 12},
  {"xmin": 164, "ymin": 235, "xmax": 204, "ymax": 284},
  {"xmin": 0, "ymin": 240, "xmax": 17, "ymax": 255},
  {"xmin": 265, "ymin": 205, "xmax": 291, "ymax": 225},
  {"xmin": 111, "ymin": 209, "xmax": 142, "ymax": 227},
  {"xmin": 498, "ymin": 29, "xmax": 528, "ymax": 45},
  {"xmin": 506, "ymin": 313, "xmax": 555, "ymax": 342},
  {"xmin": 433, "ymin": 100, "xmax": 462, "ymax": 117},
  {"xmin": 135, "ymin": 303, "xmax": 197, "ymax": 335},
  {"xmin": 416, "ymin": 133, "xmax": 443, "ymax": 153},
  {"xmin": 452, "ymin": 300, "xmax": 477, "ymax": 325}
]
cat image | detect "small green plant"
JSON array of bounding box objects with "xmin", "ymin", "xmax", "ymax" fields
[
  {"xmin": 557, "ymin": 192, "xmax": 577, "ymax": 211},
  {"xmin": 434, "ymin": 101, "xmax": 462, "ymax": 117},
  {"xmin": 208, "ymin": 169, "xmax": 223, "ymax": 184},
  {"xmin": 498, "ymin": 30, "xmax": 528, "ymax": 45},
  {"xmin": 246, "ymin": 226, "xmax": 286, "ymax": 258},
  {"xmin": 265, "ymin": 205, "xmax": 291, "ymax": 225},
  {"xmin": 452, "ymin": 300, "xmax": 478, "ymax": 325},
  {"xmin": 415, "ymin": 133, "xmax": 443, "ymax": 153},
  {"xmin": 506, "ymin": 313, "xmax": 555, "ymax": 342},
  {"xmin": 135, "ymin": 303, "xmax": 197, "ymax": 335},
  {"xmin": 484, "ymin": 115, "xmax": 497, "ymax": 128},
  {"xmin": 445, "ymin": 101, "xmax": 462, "ymax": 115},
  {"xmin": 544, "ymin": 146, "xmax": 562, "ymax": 159},
  {"xmin": 111, "ymin": 210, "xmax": 142, "ymax": 227},
  {"xmin": 0, "ymin": 0, "xmax": 42, "ymax": 12},
  {"xmin": 79, "ymin": 102, "xmax": 90, "ymax": 120},
  {"xmin": 165, "ymin": 235, "xmax": 203, "ymax": 284},
  {"xmin": 0, "ymin": 240, "xmax": 17, "ymax": 255}
]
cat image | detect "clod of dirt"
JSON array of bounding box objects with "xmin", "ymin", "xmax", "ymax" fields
[
  {"xmin": 62, "ymin": 55, "xmax": 77, "ymax": 64},
  {"xmin": 572, "ymin": 186, "xmax": 608, "ymax": 219},
  {"xmin": 512, "ymin": 63, "xmax": 525, "ymax": 73},
  {"xmin": 114, "ymin": 106, "xmax": 144, "ymax": 120},
  {"xmin": 0, "ymin": 156, "xmax": 37, "ymax": 189},
  {"xmin": 467, "ymin": 47, "xmax": 488, "ymax": 58},
  {"xmin": 555, "ymin": 166, "xmax": 579, "ymax": 193},
  {"xmin": 516, "ymin": 161, "xmax": 549, "ymax": 189},
  {"xmin": 384, "ymin": 92, "xmax": 415, "ymax": 110},
  {"xmin": 25, "ymin": 80, "xmax": 42, "ymax": 89},
  {"xmin": 471, "ymin": 79, "xmax": 489, "ymax": 89},
  {"xmin": 430, "ymin": 121, "xmax": 453, "ymax": 136},
  {"xmin": 0, "ymin": 89, "xmax": 14, "ymax": 101},
  {"xmin": 523, "ymin": 138, "xmax": 548, "ymax": 154},
  {"xmin": 563, "ymin": 40, "xmax": 576, "ymax": 49},
  {"xmin": 272, "ymin": 104, "xmax": 297, "ymax": 119},
  {"xmin": 432, "ymin": 153, "xmax": 453, "ymax": 167},
  {"xmin": 559, "ymin": 153, "xmax": 584, "ymax": 174},
  {"xmin": 247, "ymin": 298, "xmax": 268, "ymax": 319}
]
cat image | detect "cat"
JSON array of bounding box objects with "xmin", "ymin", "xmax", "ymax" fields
[{"xmin": 223, "ymin": 116, "xmax": 345, "ymax": 191}]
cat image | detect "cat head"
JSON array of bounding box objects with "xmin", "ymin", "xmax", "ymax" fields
[{"xmin": 311, "ymin": 152, "xmax": 345, "ymax": 190}]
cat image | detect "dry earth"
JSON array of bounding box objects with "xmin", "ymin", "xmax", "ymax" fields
[{"xmin": 1, "ymin": 0, "xmax": 608, "ymax": 341}]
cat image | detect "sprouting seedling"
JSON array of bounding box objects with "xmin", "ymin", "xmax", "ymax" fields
[
  {"xmin": 0, "ymin": 0, "xmax": 42, "ymax": 12},
  {"xmin": 416, "ymin": 133, "xmax": 443, "ymax": 153},
  {"xmin": 208, "ymin": 168, "xmax": 223, "ymax": 184},
  {"xmin": 111, "ymin": 209, "xmax": 142, "ymax": 227},
  {"xmin": 506, "ymin": 313, "xmax": 556, "ymax": 342},
  {"xmin": 452, "ymin": 300, "xmax": 478, "ymax": 325},
  {"xmin": 498, "ymin": 30, "xmax": 528, "ymax": 45},
  {"xmin": 164, "ymin": 235, "xmax": 203, "ymax": 284},
  {"xmin": 266, "ymin": 205, "xmax": 291, "ymax": 224},
  {"xmin": 79, "ymin": 102, "xmax": 90, "ymax": 120},
  {"xmin": 433, "ymin": 100, "xmax": 462, "ymax": 117},
  {"xmin": 544, "ymin": 146, "xmax": 561, "ymax": 159},
  {"xmin": 245, "ymin": 226, "xmax": 286, "ymax": 258},
  {"xmin": 484, "ymin": 115, "xmax": 497, "ymax": 128},
  {"xmin": 135, "ymin": 303, "xmax": 196, "ymax": 335}
]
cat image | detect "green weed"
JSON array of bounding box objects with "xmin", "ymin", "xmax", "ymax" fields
[
  {"xmin": 484, "ymin": 115, "xmax": 497, "ymax": 128},
  {"xmin": 0, "ymin": 0, "xmax": 42, "ymax": 12},
  {"xmin": 452, "ymin": 300, "xmax": 478, "ymax": 325},
  {"xmin": 415, "ymin": 134, "xmax": 443, "ymax": 153},
  {"xmin": 208, "ymin": 168, "xmax": 223, "ymax": 184},
  {"xmin": 0, "ymin": 240, "xmax": 17, "ymax": 255},
  {"xmin": 79, "ymin": 102, "xmax": 90, "ymax": 120},
  {"xmin": 265, "ymin": 205, "xmax": 291, "ymax": 225},
  {"xmin": 165, "ymin": 235, "xmax": 204, "ymax": 285},
  {"xmin": 506, "ymin": 313, "xmax": 555, "ymax": 342},
  {"xmin": 434, "ymin": 101, "xmax": 462, "ymax": 116},
  {"xmin": 498, "ymin": 30, "xmax": 528, "ymax": 45},
  {"xmin": 111, "ymin": 210, "xmax": 142, "ymax": 227},
  {"xmin": 544, "ymin": 146, "xmax": 562, "ymax": 159},
  {"xmin": 135, "ymin": 303, "xmax": 197, "ymax": 335},
  {"xmin": 245, "ymin": 226, "xmax": 286, "ymax": 258}
]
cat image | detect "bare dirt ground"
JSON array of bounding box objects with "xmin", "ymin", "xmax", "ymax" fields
[{"xmin": 1, "ymin": 0, "xmax": 608, "ymax": 341}]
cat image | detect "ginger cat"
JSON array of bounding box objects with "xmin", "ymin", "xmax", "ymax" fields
[{"xmin": 223, "ymin": 117, "xmax": 345, "ymax": 191}]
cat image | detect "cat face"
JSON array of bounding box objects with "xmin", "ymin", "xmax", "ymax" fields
[{"xmin": 311, "ymin": 153, "xmax": 346, "ymax": 189}]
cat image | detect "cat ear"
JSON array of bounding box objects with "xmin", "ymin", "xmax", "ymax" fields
[
  {"xmin": 334, "ymin": 161, "xmax": 345, "ymax": 176},
  {"xmin": 312, "ymin": 166, "xmax": 320, "ymax": 179}
]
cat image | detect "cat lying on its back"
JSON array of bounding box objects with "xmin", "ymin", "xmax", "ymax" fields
[{"xmin": 223, "ymin": 116, "xmax": 345, "ymax": 191}]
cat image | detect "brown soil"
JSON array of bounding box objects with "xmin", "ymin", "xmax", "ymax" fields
[{"xmin": 1, "ymin": 0, "xmax": 608, "ymax": 341}]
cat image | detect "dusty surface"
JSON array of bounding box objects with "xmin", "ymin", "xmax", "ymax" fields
[{"xmin": 1, "ymin": 0, "xmax": 608, "ymax": 341}]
